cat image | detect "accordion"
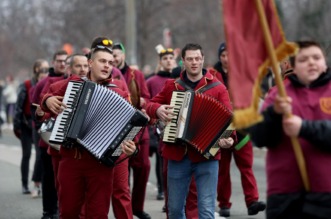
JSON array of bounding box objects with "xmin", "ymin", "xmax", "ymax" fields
[
  {"xmin": 49, "ymin": 80, "xmax": 148, "ymax": 166},
  {"xmin": 163, "ymin": 90, "xmax": 233, "ymax": 159}
]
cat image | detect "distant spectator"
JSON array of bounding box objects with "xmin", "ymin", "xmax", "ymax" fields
[
  {"xmin": 142, "ymin": 64, "xmax": 154, "ymax": 79},
  {"xmin": 29, "ymin": 59, "xmax": 49, "ymax": 198},
  {"xmin": 280, "ymin": 58, "xmax": 294, "ymax": 79},
  {"xmin": 13, "ymin": 59, "xmax": 49, "ymax": 195},
  {"xmin": 3, "ymin": 75, "xmax": 18, "ymax": 126}
]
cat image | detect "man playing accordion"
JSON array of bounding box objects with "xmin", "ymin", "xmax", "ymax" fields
[
  {"xmin": 146, "ymin": 43, "xmax": 235, "ymax": 219},
  {"xmin": 40, "ymin": 37, "xmax": 137, "ymax": 219}
]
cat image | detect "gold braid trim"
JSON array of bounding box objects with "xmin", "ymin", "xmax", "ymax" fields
[{"xmin": 233, "ymin": 41, "xmax": 297, "ymax": 129}]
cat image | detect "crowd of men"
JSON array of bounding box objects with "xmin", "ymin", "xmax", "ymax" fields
[{"xmin": 11, "ymin": 36, "xmax": 331, "ymax": 219}]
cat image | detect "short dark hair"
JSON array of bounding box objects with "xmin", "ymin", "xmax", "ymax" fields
[
  {"xmin": 181, "ymin": 43, "xmax": 204, "ymax": 58},
  {"xmin": 289, "ymin": 41, "xmax": 324, "ymax": 67},
  {"xmin": 52, "ymin": 50, "xmax": 68, "ymax": 61},
  {"xmin": 69, "ymin": 54, "xmax": 87, "ymax": 67}
]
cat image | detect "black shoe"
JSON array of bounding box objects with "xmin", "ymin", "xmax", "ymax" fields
[
  {"xmin": 162, "ymin": 205, "xmax": 166, "ymax": 213},
  {"xmin": 41, "ymin": 213, "xmax": 52, "ymax": 219},
  {"xmin": 133, "ymin": 211, "xmax": 151, "ymax": 219},
  {"xmin": 219, "ymin": 207, "xmax": 230, "ymax": 217},
  {"xmin": 51, "ymin": 213, "xmax": 59, "ymax": 219},
  {"xmin": 41, "ymin": 212, "xmax": 59, "ymax": 219},
  {"xmin": 22, "ymin": 186, "xmax": 31, "ymax": 194},
  {"xmin": 157, "ymin": 192, "xmax": 164, "ymax": 200},
  {"xmin": 248, "ymin": 201, "xmax": 266, "ymax": 215}
]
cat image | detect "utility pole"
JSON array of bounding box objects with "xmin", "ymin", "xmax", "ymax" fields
[{"xmin": 125, "ymin": 0, "xmax": 137, "ymax": 65}]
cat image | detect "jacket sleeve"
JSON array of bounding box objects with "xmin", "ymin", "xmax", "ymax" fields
[
  {"xmin": 299, "ymin": 120, "xmax": 331, "ymax": 152},
  {"xmin": 136, "ymin": 71, "xmax": 150, "ymax": 108},
  {"xmin": 146, "ymin": 80, "xmax": 173, "ymax": 119},
  {"xmin": 248, "ymin": 105, "xmax": 283, "ymax": 148},
  {"xmin": 13, "ymin": 83, "xmax": 26, "ymax": 130},
  {"xmin": 40, "ymin": 80, "xmax": 67, "ymax": 114}
]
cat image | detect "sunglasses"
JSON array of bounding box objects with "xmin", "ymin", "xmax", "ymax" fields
[
  {"xmin": 39, "ymin": 68, "xmax": 49, "ymax": 73},
  {"xmin": 92, "ymin": 45, "xmax": 113, "ymax": 54},
  {"xmin": 102, "ymin": 39, "xmax": 113, "ymax": 47},
  {"xmin": 160, "ymin": 48, "xmax": 174, "ymax": 54}
]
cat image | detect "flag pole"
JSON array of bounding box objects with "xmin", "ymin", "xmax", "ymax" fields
[{"xmin": 254, "ymin": 0, "xmax": 310, "ymax": 191}]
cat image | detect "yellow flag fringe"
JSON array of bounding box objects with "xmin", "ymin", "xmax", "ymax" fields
[{"xmin": 233, "ymin": 41, "xmax": 297, "ymax": 129}]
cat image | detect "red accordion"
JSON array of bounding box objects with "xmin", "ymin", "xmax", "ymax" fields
[{"xmin": 163, "ymin": 90, "xmax": 233, "ymax": 158}]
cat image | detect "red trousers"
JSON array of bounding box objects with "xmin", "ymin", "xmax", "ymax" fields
[
  {"xmin": 217, "ymin": 141, "xmax": 259, "ymax": 208},
  {"xmin": 58, "ymin": 148, "xmax": 114, "ymax": 219},
  {"xmin": 112, "ymin": 154, "xmax": 133, "ymax": 219},
  {"xmin": 129, "ymin": 138, "xmax": 151, "ymax": 212},
  {"xmin": 49, "ymin": 147, "xmax": 61, "ymax": 191},
  {"xmin": 163, "ymin": 158, "xmax": 198, "ymax": 219}
]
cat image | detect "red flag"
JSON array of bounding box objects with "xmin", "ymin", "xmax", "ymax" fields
[{"xmin": 223, "ymin": 0, "xmax": 296, "ymax": 129}]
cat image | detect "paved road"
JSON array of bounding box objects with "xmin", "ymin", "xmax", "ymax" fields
[{"xmin": 0, "ymin": 127, "xmax": 267, "ymax": 219}]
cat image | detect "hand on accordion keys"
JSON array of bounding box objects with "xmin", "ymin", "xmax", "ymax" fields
[
  {"xmin": 46, "ymin": 96, "xmax": 67, "ymax": 115},
  {"xmin": 156, "ymin": 105, "xmax": 175, "ymax": 123},
  {"xmin": 121, "ymin": 140, "xmax": 137, "ymax": 156},
  {"xmin": 218, "ymin": 137, "xmax": 234, "ymax": 149}
]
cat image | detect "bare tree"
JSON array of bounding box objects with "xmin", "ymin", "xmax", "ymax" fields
[{"xmin": 2, "ymin": 0, "xmax": 330, "ymax": 78}]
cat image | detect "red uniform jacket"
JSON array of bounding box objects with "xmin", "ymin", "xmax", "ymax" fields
[
  {"xmin": 32, "ymin": 74, "xmax": 66, "ymax": 148},
  {"xmin": 121, "ymin": 65, "xmax": 150, "ymax": 141},
  {"xmin": 146, "ymin": 70, "xmax": 232, "ymax": 162}
]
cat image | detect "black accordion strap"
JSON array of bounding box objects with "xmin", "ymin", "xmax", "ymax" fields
[
  {"xmin": 80, "ymin": 77, "xmax": 118, "ymax": 88},
  {"xmin": 175, "ymin": 78, "xmax": 221, "ymax": 93},
  {"xmin": 197, "ymin": 81, "xmax": 221, "ymax": 93},
  {"xmin": 175, "ymin": 78, "xmax": 192, "ymax": 91}
]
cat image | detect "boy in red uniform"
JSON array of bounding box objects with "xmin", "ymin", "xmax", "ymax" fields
[
  {"xmin": 41, "ymin": 42, "xmax": 137, "ymax": 219},
  {"xmin": 250, "ymin": 41, "xmax": 331, "ymax": 219}
]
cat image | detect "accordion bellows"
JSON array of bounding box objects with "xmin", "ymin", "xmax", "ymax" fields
[{"xmin": 163, "ymin": 91, "xmax": 233, "ymax": 158}]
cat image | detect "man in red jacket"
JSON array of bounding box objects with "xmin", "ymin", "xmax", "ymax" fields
[
  {"xmin": 113, "ymin": 43, "xmax": 151, "ymax": 219},
  {"xmin": 146, "ymin": 43, "xmax": 234, "ymax": 219},
  {"xmin": 211, "ymin": 42, "xmax": 266, "ymax": 217},
  {"xmin": 31, "ymin": 50, "xmax": 68, "ymax": 219},
  {"xmin": 40, "ymin": 43, "xmax": 137, "ymax": 219}
]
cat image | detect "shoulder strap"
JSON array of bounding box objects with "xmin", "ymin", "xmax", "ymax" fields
[
  {"xmin": 24, "ymin": 80, "xmax": 32, "ymax": 91},
  {"xmin": 197, "ymin": 81, "xmax": 221, "ymax": 93},
  {"xmin": 175, "ymin": 78, "xmax": 192, "ymax": 91},
  {"xmin": 176, "ymin": 78, "xmax": 221, "ymax": 93}
]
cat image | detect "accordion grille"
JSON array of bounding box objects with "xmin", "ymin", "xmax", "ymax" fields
[{"xmin": 77, "ymin": 84, "xmax": 135, "ymax": 158}]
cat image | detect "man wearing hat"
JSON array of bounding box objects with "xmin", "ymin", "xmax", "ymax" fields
[
  {"xmin": 112, "ymin": 43, "xmax": 151, "ymax": 219},
  {"xmin": 40, "ymin": 37, "xmax": 137, "ymax": 219},
  {"xmin": 211, "ymin": 42, "xmax": 266, "ymax": 217},
  {"xmin": 87, "ymin": 37, "xmax": 135, "ymax": 219}
]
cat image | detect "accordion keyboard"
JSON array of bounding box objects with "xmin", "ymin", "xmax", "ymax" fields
[
  {"xmin": 163, "ymin": 91, "xmax": 186, "ymax": 143},
  {"xmin": 49, "ymin": 81, "xmax": 83, "ymax": 144}
]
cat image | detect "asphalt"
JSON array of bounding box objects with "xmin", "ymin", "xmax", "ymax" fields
[{"xmin": 0, "ymin": 126, "xmax": 267, "ymax": 219}]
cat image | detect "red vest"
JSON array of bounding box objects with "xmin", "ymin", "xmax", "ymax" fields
[{"xmin": 23, "ymin": 80, "xmax": 32, "ymax": 116}]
